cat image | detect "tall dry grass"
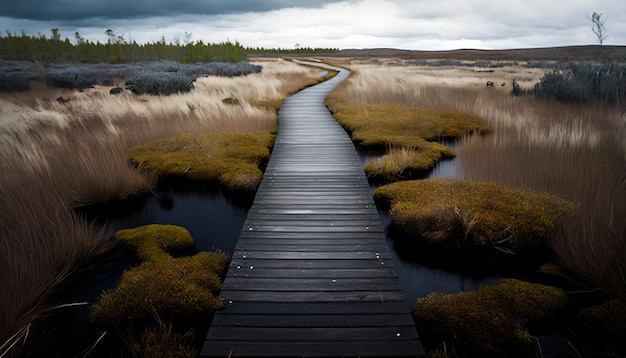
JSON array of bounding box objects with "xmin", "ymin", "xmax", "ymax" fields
[
  {"xmin": 332, "ymin": 58, "xmax": 625, "ymax": 299},
  {"xmin": 0, "ymin": 58, "xmax": 322, "ymax": 356}
]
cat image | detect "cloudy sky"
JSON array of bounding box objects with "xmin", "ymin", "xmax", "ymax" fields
[{"xmin": 1, "ymin": 0, "xmax": 624, "ymax": 50}]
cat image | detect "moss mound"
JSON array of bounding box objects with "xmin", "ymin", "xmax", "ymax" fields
[
  {"xmin": 414, "ymin": 279, "xmax": 567, "ymax": 357},
  {"xmin": 364, "ymin": 145, "xmax": 451, "ymax": 182},
  {"xmin": 374, "ymin": 179, "xmax": 575, "ymax": 256},
  {"xmin": 128, "ymin": 131, "xmax": 275, "ymax": 193},
  {"xmin": 90, "ymin": 224, "xmax": 229, "ymax": 326},
  {"xmin": 330, "ymin": 104, "xmax": 489, "ymax": 183},
  {"xmin": 580, "ymin": 298, "xmax": 626, "ymax": 349},
  {"xmin": 114, "ymin": 224, "xmax": 196, "ymax": 262},
  {"xmin": 333, "ymin": 104, "xmax": 490, "ymax": 146}
]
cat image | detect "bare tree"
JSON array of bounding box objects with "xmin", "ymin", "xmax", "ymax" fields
[{"xmin": 589, "ymin": 12, "xmax": 608, "ymax": 60}]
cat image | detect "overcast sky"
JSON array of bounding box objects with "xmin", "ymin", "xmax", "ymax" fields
[{"xmin": 1, "ymin": 0, "xmax": 624, "ymax": 50}]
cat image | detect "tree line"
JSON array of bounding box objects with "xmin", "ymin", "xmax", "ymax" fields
[{"xmin": 0, "ymin": 29, "xmax": 339, "ymax": 64}]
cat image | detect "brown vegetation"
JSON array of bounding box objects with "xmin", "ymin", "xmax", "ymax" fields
[
  {"xmin": 0, "ymin": 58, "xmax": 324, "ymax": 356},
  {"xmin": 324, "ymin": 56, "xmax": 625, "ymax": 356}
]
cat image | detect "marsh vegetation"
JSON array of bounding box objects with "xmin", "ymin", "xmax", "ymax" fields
[
  {"xmin": 0, "ymin": 58, "xmax": 325, "ymax": 357},
  {"xmin": 326, "ymin": 57, "xmax": 625, "ymax": 356},
  {"xmin": 2, "ymin": 52, "xmax": 624, "ymax": 357}
]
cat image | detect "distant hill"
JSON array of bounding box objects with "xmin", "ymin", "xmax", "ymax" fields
[{"xmin": 336, "ymin": 45, "xmax": 626, "ymax": 61}]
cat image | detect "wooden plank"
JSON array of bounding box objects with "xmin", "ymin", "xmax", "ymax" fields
[
  {"xmin": 210, "ymin": 313, "xmax": 416, "ymax": 328},
  {"xmin": 202, "ymin": 341, "xmax": 421, "ymax": 358},
  {"xmin": 218, "ymin": 290, "xmax": 407, "ymax": 303},
  {"xmin": 206, "ymin": 326, "xmax": 419, "ymax": 342},
  {"xmin": 228, "ymin": 258, "xmax": 394, "ymax": 270},
  {"xmin": 228, "ymin": 268, "xmax": 398, "ymax": 279},
  {"xmin": 221, "ymin": 277, "xmax": 401, "ymax": 290}
]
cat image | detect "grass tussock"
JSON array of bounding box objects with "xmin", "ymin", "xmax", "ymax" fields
[
  {"xmin": 365, "ymin": 145, "xmax": 451, "ymax": 182},
  {"xmin": 128, "ymin": 131, "xmax": 275, "ymax": 193},
  {"xmin": 0, "ymin": 58, "xmax": 324, "ymax": 356},
  {"xmin": 90, "ymin": 224, "xmax": 229, "ymax": 333},
  {"xmin": 374, "ymin": 179, "xmax": 575, "ymax": 258},
  {"xmin": 414, "ymin": 279, "xmax": 567, "ymax": 358}
]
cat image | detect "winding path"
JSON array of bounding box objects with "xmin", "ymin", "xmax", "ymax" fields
[{"xmin": 201, "ymin": 61, "xmax": 423, "ymax": 357}]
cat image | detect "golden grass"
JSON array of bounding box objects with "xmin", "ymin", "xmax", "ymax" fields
[
  {"xmin": 329, "ymin": 58, "xmax": 625, "ymax": 300},
  {"xmin": 0, "ymin": 58, "xmax": 323, "ymax": 356},
  {"xmin": 128, "ymin": 131, "xmax": 275, "ymax": 193}
]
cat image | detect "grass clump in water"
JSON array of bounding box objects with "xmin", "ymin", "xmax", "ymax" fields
[
  {"xmin": 128, "ymin": 131, "xmax": 275, "ymax": 193},
  {"xmin": 89, "ymin": 224, "xmax": 229, "ymax": 330},
  {"xmin": 327, "ymin": 104, "xmax": 488, "ymax": 182},
  {"xmin": 374, "ymin": 179, "xmax": 575, "ymax": 258},
  {"xmin": 364, "ymin": 145, "xmax": 450, "ymax": 182},
  {"xmin": 414, "ymin": 279, "xmax": 567, "ymax": 358},
  {"xmin": 578, "ymin": 299, "xmax": 626, "ymax": 353}
]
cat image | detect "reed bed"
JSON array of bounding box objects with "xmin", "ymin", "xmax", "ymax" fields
[
  {"xmin": 0, "ymin": 58, "xmax": 322, "ymax": 356},
  {"xmin": 333, "ymin": 58, "xmax": 625, "ymax": 299}
]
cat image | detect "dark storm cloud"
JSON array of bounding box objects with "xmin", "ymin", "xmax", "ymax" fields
[{"xmin": 2, "ymin": 0, "xmax": 343, "ymax": 21}]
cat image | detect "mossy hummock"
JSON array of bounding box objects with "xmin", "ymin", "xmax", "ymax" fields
[
  {"xmin": 328, "ymin": 104, "xmax": 490, "ymax": 182},
  {"xmin": 90, "ymin": 224, "xmax": 229, "ymax": 326},
  {"xmin": 128, "ymin": 131, "xmax": 275, "ymax": 193},
  {"xmin": 414, "ymin": 279, "xmax": 567, "ymax": 357},
  {"xmin": 374, "ymin": 179, "xmax": 576, "ymax": 257}
]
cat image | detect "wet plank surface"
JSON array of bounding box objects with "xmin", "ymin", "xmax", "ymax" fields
[{"xmin": 201, "ymin": 61, "xmax": 423, "ymax": 358}]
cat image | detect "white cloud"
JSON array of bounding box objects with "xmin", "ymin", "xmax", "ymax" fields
[{"xmin": 1, "ymin": 0, "xmax": 625, "ymax": 50}]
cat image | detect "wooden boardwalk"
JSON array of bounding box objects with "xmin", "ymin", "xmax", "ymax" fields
[{"xmin": 201, "ymin": 62, "xmax": 423, "ymax": 357}]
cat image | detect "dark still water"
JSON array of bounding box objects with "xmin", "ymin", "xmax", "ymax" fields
[
  {"xmin": 50, "ymin": 186, "xmax": 251, "ymax": 357},
  {"xmin": 102, "ymin": 186, "xmax": 251, "ymax": 254}
]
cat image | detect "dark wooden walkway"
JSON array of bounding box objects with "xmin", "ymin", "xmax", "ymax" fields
[{"xmin": 201, "ymin": 61, "xmax": 423, "ymax": 357}]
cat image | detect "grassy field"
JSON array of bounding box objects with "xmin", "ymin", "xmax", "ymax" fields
[{"xmin": 0, "ymin": 58, "xmax": 323, "ymax": 356}]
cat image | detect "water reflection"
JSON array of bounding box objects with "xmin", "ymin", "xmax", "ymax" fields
[{"xmin": 102, "ymin": 186, "xmax": 250, "ymax": 254}]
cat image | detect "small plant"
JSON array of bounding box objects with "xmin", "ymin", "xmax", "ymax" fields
[{"xmin": 414, "ymin": 279, "xmax": 567, "ymax": 357}]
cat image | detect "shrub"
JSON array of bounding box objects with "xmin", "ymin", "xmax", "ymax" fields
[
  {"xmin": 125, "ymin": 71, "xmax": 196, "ymax": 95},
  {"xmin": 534, "ymin": 61, "xmax": 626, "ymax": 104},
  {"xmin": 0, "ymin": 61, "xmax": 42, "ymax": 91},
  {"xmin": 128, "ymin": 131, "xmax": 275, "ymax": 193},
  {"xmin": 374, "ymin": 179, "xmax": 576, "ymax": 257},
  {"xmin": 414, "ymin": 279, "xmax": 567, "ymax": 357}
]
